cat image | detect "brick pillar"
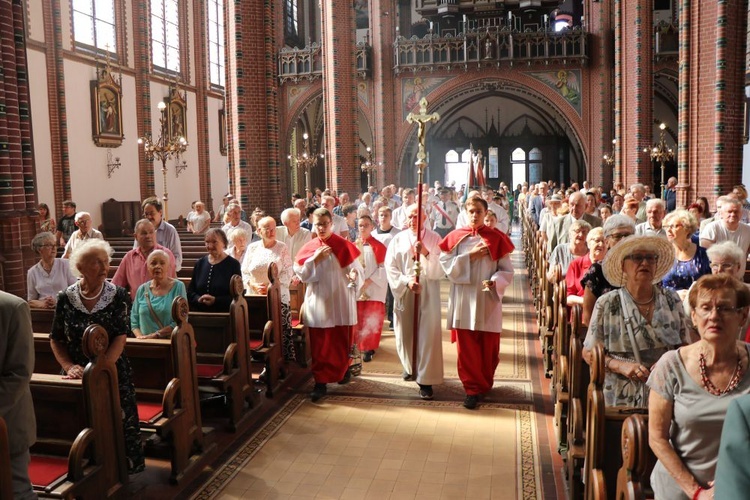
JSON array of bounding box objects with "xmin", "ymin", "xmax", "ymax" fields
[
  {"xmin": 192, "ymin": 2, "xmax": 213, "ymax": 212},
  {"xmin": 225, "ymin": 0, "xmax": 283, "ymax": 217},
  {"xmin": 678, "ymin": 0, "xmax": 747, "ymax": 207},
  {"xmin": 132, "ymin": 1, "xmax": 155, "ymax": 200},
  {"xmin": 584, "ymin": 0, "xmax": 616, "ymax": 189},
  {"xmin": 616, "ymin": 0, "xmax": 653, "ymax": 189},
  {"xmin": 320, "ymin": 0, "xmax": 359, "ymax": 195},
  {"xmin": 0, "ymin": 0, "xmax": 38, "ymax": 296},
  {"xmin": 370, "ymin": 0, "xmax": 396, "ymax": 189}
]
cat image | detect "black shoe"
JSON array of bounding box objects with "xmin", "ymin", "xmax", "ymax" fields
[
  {"xmin": 463, "ymin": 395, "xmax": 479, "ymax": 410},
  {"xmin": 418, "ymin": 384, "xmax": 433, "ymax": 400},
  {"xmin": 363, "ymin": 350, "xmax": 375, "ymax": 362},
  {"xmin": 338, "ymin": 369, "xmax": 352, "ymax": 385},
  {"xmin": 311, "ymin": 383, "xmax": 327, "ymax": 402},
  {"xmin": 402, "ymin": 371, "xmax": 412, "ymax": 381},
  {"xmin": 389, "ymin": 323, "xmax": 394, "ymax": 331}
]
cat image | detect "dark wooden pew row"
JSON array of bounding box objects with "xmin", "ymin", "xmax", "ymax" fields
[
  {"xmin": 127, "ymin": 297, "xmax": 213, "ymax": 484},
  {"xmin": 566, "ymin": 305, "xmax": 589, "ymax": 500},
  {"xmin": 552, "ymin": 274, "xmax": 570, "ymax": 454},
  {"xmin": 29, "ymin": 325, "xmax": 128, "ymax": 499},
  {"xmin": 189, "ymin": 275, "xmax": 262, "ymax": 431},
  {"xmin": 0, "ymin": 417, "xmax": 12, "ymax": 500},
  {"xmin": 31, "ymin": 307, "xmax": 55, "ymax": 335},
  {"xmin": 583, "ymin": 345, "xmax": 647, "ymax": 500},
  {"xmin": 616, "ymin": 414, "xmax": 655, "ymax": 500}
]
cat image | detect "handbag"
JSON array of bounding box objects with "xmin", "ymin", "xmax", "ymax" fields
[
  {"xmin": 145, "ymin": 287, "xmax": 166, "ymax": 332},
  {"xmin": 618, "ymin": 289, "xmax": 648, "ymax": 407}
]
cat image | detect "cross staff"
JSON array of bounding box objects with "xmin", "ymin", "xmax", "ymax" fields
[{"xmin": 406, "ymin": 98, "xmax": 440, "ymax": 376}]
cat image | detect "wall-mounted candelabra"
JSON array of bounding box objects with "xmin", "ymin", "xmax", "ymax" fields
[
  {"xmin": 643, "ymin": 123, "xmax": 675, "ymax": 199},
  {"xmin": 106, "ymin": 148, "xmax": 121, "ymax": 178}
]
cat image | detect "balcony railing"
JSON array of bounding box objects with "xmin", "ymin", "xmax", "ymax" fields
[
  {"xmin": 278, "ymin": 42, "xmax": 371, "ymax": 84},
  {"xmin": 394, "ymin": 27, "xmax": 588, "ymax": 74}
]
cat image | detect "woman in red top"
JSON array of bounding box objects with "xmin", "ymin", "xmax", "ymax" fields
[{"xmin": 566, "ymin": 227, "xmax": 606, "ymax": 306}]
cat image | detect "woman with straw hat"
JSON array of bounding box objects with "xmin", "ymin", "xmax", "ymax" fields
[{"xmin": 583, "ymin": 235, "xmax": 688, "ymax": 407}]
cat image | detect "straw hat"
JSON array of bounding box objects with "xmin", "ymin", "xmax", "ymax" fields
[{"xmin": 602, "ymin": 235, "xmax": 675, "ymax": 285}]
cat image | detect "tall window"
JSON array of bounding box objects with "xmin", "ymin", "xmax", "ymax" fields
[
  {"xmin": 207, "ymin": 0, "xmax": 225, "ymax": 87},
  {"xmin": 529, "ymin": 148, "xmax": 543, "ymax": 184},
  {"xmin": 151, "ymin": 0, "xmax": 180, "ymax": 72},
  {"xmin": 72, "ymin": 0, "xmax": 116, "ymax": 53},
  {"xmin": 285, "ymin": 0, "xmax": 299, "ymax": 40},
  {"xmin": 511, "ymin": 148, "xmax": 527, "ymax": 187}
]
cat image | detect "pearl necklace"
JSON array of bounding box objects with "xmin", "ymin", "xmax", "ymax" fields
[
  {"xmin": 79, "ymin": 283, "xmax": 103, "ymax": 301},
  {"xmin": 699, "ymin": 349, "xmax": 744, "ymax": 396}
]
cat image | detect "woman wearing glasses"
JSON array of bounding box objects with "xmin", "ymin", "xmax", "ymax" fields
[
  {"xmin": 583, "ymin": 235, "xmax": 687, "ymax": 407},
  {"xmin": 647, "ymin": 274, "xmax": 750, "ymax": 500},
  {"xmin": 661, "ymin": 210, "xmax": 711, "ymax": 299},
  {"xmin": 27, "ymin": 231, "xmax": 77, "ymax": 309}
]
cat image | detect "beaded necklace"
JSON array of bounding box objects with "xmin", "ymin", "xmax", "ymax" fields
[{"xmin": 699, "ymin": 349, "xmax": 744, "ymax": 396}]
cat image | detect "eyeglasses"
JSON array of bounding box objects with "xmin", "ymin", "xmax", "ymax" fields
[
  {"xmin": 624, "ymin": 253, "xmax": 658, "ymax": 264},
  {"xmin": 315, "ymin": 221, "xmax": 332, "ymax": 228},
  {"xmin": 710, "ymin": 263, "xmax": 736, "ymax": 271},
  {"xmin": 694, "ymin": 305, "xmax": 743, "ymax": 318},
  {"xmin": 607, "ymin": 232, "xmax": 632, "ymax": 241}
]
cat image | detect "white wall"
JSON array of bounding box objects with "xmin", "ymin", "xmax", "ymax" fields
[
  {"xmin": 208, "ymin": 95, "xmax": 229, "ymax": 211},
  {"xmin": 28, "ymin": 49, "xmax": 55, "ymax": 218}
]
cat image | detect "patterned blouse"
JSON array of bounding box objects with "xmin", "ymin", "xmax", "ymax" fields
[
  {"xmin": 581, "ymin": 261, "xmax": 616, "ymax": 297},
  {"xmin": 661, "ymin": 245, "xmax": 711, "ymax": 292},
  {"xmin": 584, "ymin": 287, "xmax": 687, "ymax": 407},
  {"xmin": 241, "ymin": 240, "xmax": 293, "ymax": 304}
]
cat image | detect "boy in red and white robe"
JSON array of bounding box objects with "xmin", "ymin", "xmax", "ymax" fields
[
  {"xmin": 294, "ymin": 208, "xmax": 363, "ymax": 402},
  {"xmin": 353, "ymin": 215, "xmax": 388, "ymax": 362},
  {"xmin": 439, "ymin": 196, "xmax": 515, "ymax": 409}
]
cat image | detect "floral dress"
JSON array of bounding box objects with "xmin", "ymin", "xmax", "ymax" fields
[
  {"xmin": 584, "ymin": 287, "xmax": 687, "ymax": 407},
  {"xmin": 661, "ymin": 245, "xmax": 711, "ymax": 292},
  {"xmin": 51, "ymin": 282, "xmax": 145, "ymax": 474}
]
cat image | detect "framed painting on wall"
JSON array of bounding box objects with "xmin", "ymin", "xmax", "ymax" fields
[
  {"xmin": 91, "ymin": 62, "xmax": 124, "ymax": 147},
  {"xmin": 166, "ymin": 86, "xmax": 187, "ymax": 141}
]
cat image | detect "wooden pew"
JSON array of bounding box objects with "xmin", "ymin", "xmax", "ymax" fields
[
  {"xmin": 244, "ymin": 262, "xmax": 282, "ymax": 398},
  {"xmin": 583, "ymin": 345, "xmax": 647, "ymax": 500},
  {"xmin": 190, "ymin": 275, "xmax": 260, "ymax": 431},
  {"xmin": 552, "ymin": 275, "xmax": 569, "ymax": 453},
  {"xmin": 30, "ymin": 308, "xmax": 55, "ymax": 335},
  {"xmin": 615, "ymin": 414, "xmax": 655, "ymax": 500},
  {"xmin": 566, "ymin": 305, "xmax": 588, "ymax": 500},
  {"xmin": 126, "ymin": 296, "xmax": 212, "ymax": 484},
  {"xmin": 29, "ymin": 325, "xmax": 128, "ymax": 499},
  {"xmin": 0, "ymin": 416, "xmax": 12, "ymax": 500}
]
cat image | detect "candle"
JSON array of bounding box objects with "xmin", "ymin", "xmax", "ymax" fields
[
  {"xmin": 508, "ymin": 12, "xmax": 512, "ymax": 21},
  {"xmin": 429, "ymin": 21, "xmax": 433, "ymax": 31},
  {"xmin": 543, "ymin": 15, "xmax": 548, "ymax": 24},
  {"xmin": 463, "ymin": 14, "xmax": 467, "ymax": 23}
]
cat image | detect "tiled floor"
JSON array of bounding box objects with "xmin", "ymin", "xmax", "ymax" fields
[{"xmin": 196, "ymin": 243, "xmax": 563, "ymax": 500}]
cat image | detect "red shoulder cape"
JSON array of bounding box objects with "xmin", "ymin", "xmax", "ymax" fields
[
  {"xmin": 295, "ymin": 233, "xmax": 360, "ymax": 267},
  {"xmin": 364, "ymin": 236, "xmax": 387, "ymax": 264},
  {"xmin": 438, "ymin": 225, "xmax": 515, "ymax": 261}
]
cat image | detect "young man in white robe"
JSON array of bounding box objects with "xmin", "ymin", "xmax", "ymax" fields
[
  {"xmin": 354, "ymin": 215, "xmax": 388, "ymax": 362},
  {"xmin": 374, "ymin": 206, "xmax": 401, "ymax": 329},
  {"xmin": 294, "ymin": 208, "xmax": 363, "ymax": 402},
  {"xmin": 439, "ymin": 196, "xmax": 515, "ymax": 409},
  {"xmin": 385, "ymin": 204, "xmax": 444, "ymax": 400}
]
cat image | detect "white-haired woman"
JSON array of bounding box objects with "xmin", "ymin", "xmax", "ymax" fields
[
  {"xmin": 546, "ymin": 219, "xmax": 591, "ymax": 283},
  {"xmin": 50, "ymin": 239, "xmax": 144, "ymax": 473},
  {"xmin": 27, "ymin": 231, "xmax": 76, "ymax": 309},
  {"xmin": 131, "ymin": 249, "xmax": 187, "ymax": 339},
  {"xmin": 566, "ymin": 227, "xmax": 606, "ymax": 306},
  {"xmin": 662, "ymin": 210, "xmax": 711, "ymax": 299},
  {"xmin": 226, "ymin": 227, "xmax": 249, "ymax": 264}
]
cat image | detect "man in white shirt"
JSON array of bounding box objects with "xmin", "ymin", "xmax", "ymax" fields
[
  {"xmin": 373, "ymin": 206, "xmax": 401, "ymax": 328},
  {"xmin": 277, "ymin": 207, "xmax": 312, "ymax": 260},
  {"xmin": 392, "ymin": 188, "xmax": 416, "ymax": 229},
  {"xmin": 187, "ymin": 201, "xmax": 211, "ymax": 234},
  {"xmin": 141, "ymin": 197, "xmax": 183, "ymax": 271},
  {"xmin": 635, "ymin": 199, "xmax": 667, "ymax": 238},
  {"xmin": 221, "ymin": 203, "xmax": 255, "ymax": 243},
  {"xmin": 62, "ymin": 211, "xmax": 103, "ymax": 258},
  {"xmin": 700, "ymin": 198, "xmax": 750, "ymax": 275},
  {"xmin": 432, "ymin": 188, "xmax": 460, "ymax": 238},
  {"xmin": 314, "ymin": 196, "xmax": 349, "ymax": 238}
]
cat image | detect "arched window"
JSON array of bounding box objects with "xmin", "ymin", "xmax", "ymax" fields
[
  {"xmin": 529, "ymin": 148, "xmax": 543, "ymax": 184},
  {"xmin": 207, "ymin": 0, "xmax": 225, "ymax": 87},
  {"xmin": 151, "ymin": 0, "xmax": 181, "ymax": 73},
  {"xmin": 72, "ymin": 0, "xmax": 116, "ymax": 53},
  {"xmin": 511, "ymin": 148, "xmax": 527, "ymax": 187},
  {"xmin": 285, "ymin": 0, "xmax": 299, "ymax": 41}
]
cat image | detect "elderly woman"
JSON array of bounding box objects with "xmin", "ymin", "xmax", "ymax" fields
[
  {"xmin": 242, "ymin": 216, "xmax": 295, "ymax": 361},
  {"xmin": 662, "ymin": 210, "xmax": 711, "ymax": 298},
  {"xmin": 188, "ymin": 228, "xmax": 242, "ymax": 312},
  {"xmin": 648, "ymin": 274, "xmax": 750, "ymax": 500},
  {"xmin": 276, "ymin": 207, "xmax": 312, "ymax": 266},
  {"xmin": 187, "ymin": 201, "xmax": 211, "ymax": 234},
  {"xmin": 27, "ymin": 232, "xmax": 77, "ymax": 309},
  {"xmin": 131, "ymin": 249, "xmax": 187, "ymax": 339},
  {"xmin": 226, "ymin": 227, "xmax": 249, "ymax": 264},
  {"xmin": 583, "ymin": 235, "xmax": 686, "ymax": 407},
  {"xmin": 566, "ymin": 227, "xmax": 606, "ymax": 306},
  {"xmin": 621, "ymin": 198, "xmax": 640, "ymax": 222},
  {"xmin": 49, "ymin": 239, "xmax": 144, "ymax": 473},
  {"xmin": 546, "ymin": 219, "xmax": 591, "ymax": 283},
  {"xmin": 38, "ymin": 203, "xmax": 56, "ymax": 233},
  {"xmin": 581, "ymin": 214, "xmax": 636, "ymax": 325}
]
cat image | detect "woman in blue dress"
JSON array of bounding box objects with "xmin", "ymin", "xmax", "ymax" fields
[{"xmin": 661, "ymin": 210, "xmax": 711, "ymax": 299}]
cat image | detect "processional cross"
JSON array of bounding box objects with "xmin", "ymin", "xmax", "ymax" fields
[{"xmin": 405, "ymin": 98, "xmax": 440, "ymax": 374}]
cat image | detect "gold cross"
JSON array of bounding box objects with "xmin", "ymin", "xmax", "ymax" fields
[{"xmin": 406, "ymin": 98, "xmax": 440, "ymax": 166}]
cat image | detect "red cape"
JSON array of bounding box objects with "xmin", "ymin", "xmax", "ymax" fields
[
  {"xmin": 364, "ymin": 236, "xmax": 387, "ymax": 265},
  {"xmin": 438, "ymin": 225, "xmax": 515, "ymax": 261},
  {"xmin": 295, "ymin": 233, "xmax": 360, "ymax": 267}
]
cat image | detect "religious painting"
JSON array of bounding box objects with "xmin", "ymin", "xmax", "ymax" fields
[
  {"xmin": 528, "ymin": 69, "xmax": 582, "ymax": 116},
  {"xmin": 219, "ymin": 108, "xmax": 227, "ymax": 155},
  {"xmin": 488, "ymin": 147, "xmax": 499, "ymax": 178},
  {"xmin": 354, "ymin": 0, "xmax": 368, "ymax": 30},
  {"xmin": 401, "ymin": 77, "xmax": 449, "ymax": 121},
  {"xmin": 90, "ymin": 62, "xmax": 124, "ymax": 147},
  {"xmin": 166, "ymin": 86, "xmax": 188, "ymax": 141}
]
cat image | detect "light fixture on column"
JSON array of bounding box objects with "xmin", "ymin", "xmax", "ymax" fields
[
  {"xmin": 360, "ymin": 146, "xmax": 383, "ymax": 187},
  {"xmin": 643, "ymin": 123, "xmax": 675, "ymax": 199},
  {"xmin": 137, "ymin": 100, "xmax": 188, "ymax": 219},
  {"xmin": 106, "ymin": 148, "xmax": 121, "ymax": 178},
  {"xmin": 288, "ymin": 132, "xmax": 324, "ymax": 195}
]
